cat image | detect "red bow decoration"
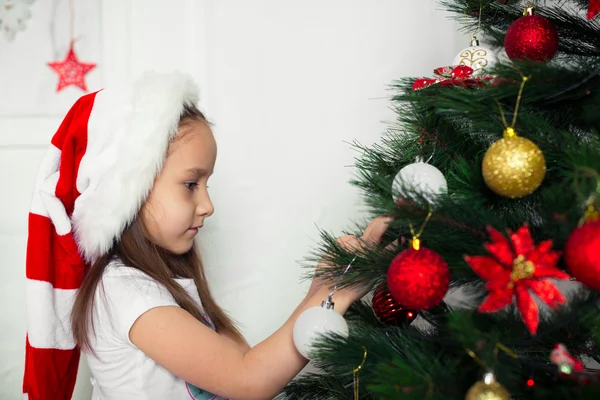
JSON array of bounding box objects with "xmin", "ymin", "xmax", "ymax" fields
[
  {"xmin": 412, "ymin": 65, "xmax": 492, "ymax": 91},
  {"xmin": 589, "ymin": 0, "xmax": 600, "ymax": 19},
  {"xmin": 550, "ymin": 343, "xmax": 600, "ymax": 384},
  {"xmin": 551, "ymin": 344, "xmax": 584, "ymax": 374},
  {"xmin": 464, "ymin": 224, "xmax": 570, "ymax": 335}
]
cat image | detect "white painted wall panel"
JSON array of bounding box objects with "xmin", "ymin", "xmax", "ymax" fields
[{"xmin": 0, "ymin": 1, "xmax": 464, "ymax": 398}]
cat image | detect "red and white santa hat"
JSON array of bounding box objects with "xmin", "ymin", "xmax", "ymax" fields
[{"xmin": 23, "ymin": 72, "xmax": 199, "ymax": 399}]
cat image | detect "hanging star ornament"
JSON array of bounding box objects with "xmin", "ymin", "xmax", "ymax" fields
[
  {"xmin": 589, "ymin": 0, "xmax": 600, "ymax": 19},
  {"xmin": 464, "ymin": 224, "xmax": 570, "ymax": 335},
  {"xmin": 47, "ymin": 42, "xmax": 96, "ymax": 92}
]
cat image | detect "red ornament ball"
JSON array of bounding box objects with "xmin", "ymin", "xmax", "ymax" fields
[
  {"xmin": 372, "ymin": 285, "xmax": 418, "ymax": 327},
  {"xmin": 386, "ymin": 248, "xmax": 450, "ymax": 310},
  {"xmin": 564, "ymin": 220, "xmax": 600, "ymax": 291},
  {"xmin": 504, "ymin": 14, "xmax": 558, "ymax": 62}
]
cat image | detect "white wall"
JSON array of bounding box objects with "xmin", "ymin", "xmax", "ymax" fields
[{"xmin": 0, "ymin": 1, "xmax": 465, "ymax": 398}]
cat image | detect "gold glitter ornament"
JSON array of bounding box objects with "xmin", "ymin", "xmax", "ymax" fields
[
  {"xmin": 482, "ymin": 127, "xmax": 546, "ymax": 198},
  {"xmin": 465, "ymin": 373, "xmax": 510, "ymax": 400}
]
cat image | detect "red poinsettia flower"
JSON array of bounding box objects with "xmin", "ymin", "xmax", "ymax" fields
[{"xmin": 464, "ymin": 224, "xmax": 571, "ymax": 335}]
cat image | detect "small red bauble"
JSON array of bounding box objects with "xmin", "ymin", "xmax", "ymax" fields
[
  {"xmin": 504, "ymin": 9, "xmax": 559, "ymax": 62},
  {"xmin": 564, "ymin": 220, "xmax": 600, "ymax": 291},
  {"xmin": 386, "ymin": 248, "xmax": 450, "ymax": 310},
  {"xmin": 372, "ymin": 285, "xmax": 418, "ymax": 327}
]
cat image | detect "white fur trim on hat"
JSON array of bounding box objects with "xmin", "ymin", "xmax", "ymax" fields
[{"xmin": 72, "ymin": 71, "xmax": 200, "ymax": 262}]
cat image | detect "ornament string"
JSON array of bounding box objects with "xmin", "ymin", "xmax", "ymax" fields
[
  {"xmin": 408, "ymin": 205, "xmax": 433, "ymax": 251},
  {"xmin": 511, "ymin": 76, "xmax": 529, "ymax": 128},
  {"xmin": 68, "ymin": 0, "xmax": 83, "ymax": 46},
  {"xmin": 464, "ymin": 347, "xmax": 486, "ymax": 367},
  {"xmin": 326, "ymin": 256, "xmax": 358, "ymax": 303},
  {"xmin": 582, "ymin": 197, "xmax": 600, "ymax": 224},
  {"xmin": 466, "ymin": 343, "xmax": 521, "ymax": 367},
  {"xmin": 572, "ymin": 167, "xmax": 600, "ymax": 225},
  {"xmin": 494, "ymin": 74, "xmax": 530, "ymax": 135},
  {"xmin": 463, "ymin": 0, "xmax": 483, "ymax": 41},
  {"xmin": 417, "ymin": 138, "xmax": 437, "ymax": 164},
  {"xmin": 495, "ymin": 343, "xmax": 519, "ymax": 359},
  {"xmin": 573, "ymin": 166, "xmax": 600, "ymax": 191},
  {"xmin": 353, "ymin": 346, "xmax": 367, "ymax": 400},
  {"xmin": 51, "ymin": 0, "xmax": 78, "ymax": 58},
  {"xmin": 69, "ymin": 0, "xmax": 74, "ymax": 44}
]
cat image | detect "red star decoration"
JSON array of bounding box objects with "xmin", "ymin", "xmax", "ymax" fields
[
  {"xmin": 589, "ymin": 0, "xmax": 600, "ymax": 20},
  {"xmin": 464, "ymin": 224, "xmax": 570, "ymax": 335},
  {"xmin": 48, "ymin": 42, "xmax": 96, "ymax": 92}
]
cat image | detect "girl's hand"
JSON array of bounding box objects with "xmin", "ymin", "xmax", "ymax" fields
[{"xmin": 307, "ymin": 216, "xmax": 395, "ymax": 300}]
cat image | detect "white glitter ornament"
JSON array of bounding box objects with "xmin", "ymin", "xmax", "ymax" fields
[
  {"xmin": 453, "ymin": 38, "xmax": 498, "ymax": 73},
  {"xmin": 293, "ymin": 297, "xmax": 349, "ymax": 359},
  {"xmin": 392, "ymin": 160, "xmax": 447, "ymax": 204}
]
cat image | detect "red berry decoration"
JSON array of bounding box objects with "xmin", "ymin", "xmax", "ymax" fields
[
  {"xmin": 387, "ymin": 246, "xmax": 450, "ymax": 311},
  {"xmin": 372, "ymin": 285, "xmax": 418, "ymax": 327},
  {"xmin": 504, "ymin": 6, "xmax": 559, "ymax": 63},
  {"xmin": 565, "ymin": 220, "xmax": 600, "ymax": 291}
]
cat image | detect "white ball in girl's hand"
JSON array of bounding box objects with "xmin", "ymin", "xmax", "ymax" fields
[
  {"xmin": 292, "ymin": 305, "xmax": 349, "ymax": 359},
  {"xmin": 392, "ymin": 162, "xmax": 447, "ymax": 204}
]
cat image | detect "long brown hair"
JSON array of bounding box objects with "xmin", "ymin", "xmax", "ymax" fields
[{"xmin": 71, "ymin": 105, "xmax": 244, "ymax": 353}]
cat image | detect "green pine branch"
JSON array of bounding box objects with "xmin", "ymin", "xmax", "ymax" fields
[{"xmin": 287, "ymin": 1, "xmax": 600, "ymax": 398}]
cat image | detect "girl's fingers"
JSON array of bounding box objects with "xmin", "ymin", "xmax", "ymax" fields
[
  {"xmin": 333, "ymin": 216, "xmax": 395, "ymax": 256},
  {"xmin": 361, "ymin": 216, "xmax": 393, "ymax": 244}
]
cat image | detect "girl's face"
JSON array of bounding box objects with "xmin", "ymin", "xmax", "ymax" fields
[{"xmin": 141, "ymin": 121, "xmax": 216, "ymax": 254}]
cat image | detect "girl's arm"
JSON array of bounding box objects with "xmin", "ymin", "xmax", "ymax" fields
[
  {"xmin": 130, "ymin": 216, "xmax": 391, "ymax": 400},
  {"xmin": 222, "ymin": 330, "xmax": 251, "ymax": 353},
  {"xmin": 130, "ymin": 284, "xmax": 356, "ymax": 400}
]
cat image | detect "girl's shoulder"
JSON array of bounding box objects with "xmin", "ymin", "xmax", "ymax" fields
[
  {"xmin": 98, "ymin": 259, "xmax": 173, "ymax": 304},
  {"xmin": 101, "ymin": 259, "xmax": 194, "ymax": 291},
  {"xmin": 94, "ymin": 258, "xmax": 182, "ymax": 344},
  {"xmin": 103, "ymin": 258, "xmax": 148, "ymax": 279}
]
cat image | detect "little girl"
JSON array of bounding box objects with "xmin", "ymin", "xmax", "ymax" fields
[{"xmin": 23, "ymin": 72, "xmax": 391, "ymax": 400}]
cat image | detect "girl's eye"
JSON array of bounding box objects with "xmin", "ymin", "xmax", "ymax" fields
[{"xmin": 184, "ymin": 182, "xmax": 198, "ymax": 190}]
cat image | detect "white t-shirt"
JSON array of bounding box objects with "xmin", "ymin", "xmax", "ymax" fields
[{"xmin": 86, "ymin": 260, "xmax": 227, "ymax": 400}]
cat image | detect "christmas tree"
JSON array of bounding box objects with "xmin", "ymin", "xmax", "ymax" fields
[{"xmin": 283, "ymin": 1, "xmax": 600, "ymax": 399}]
